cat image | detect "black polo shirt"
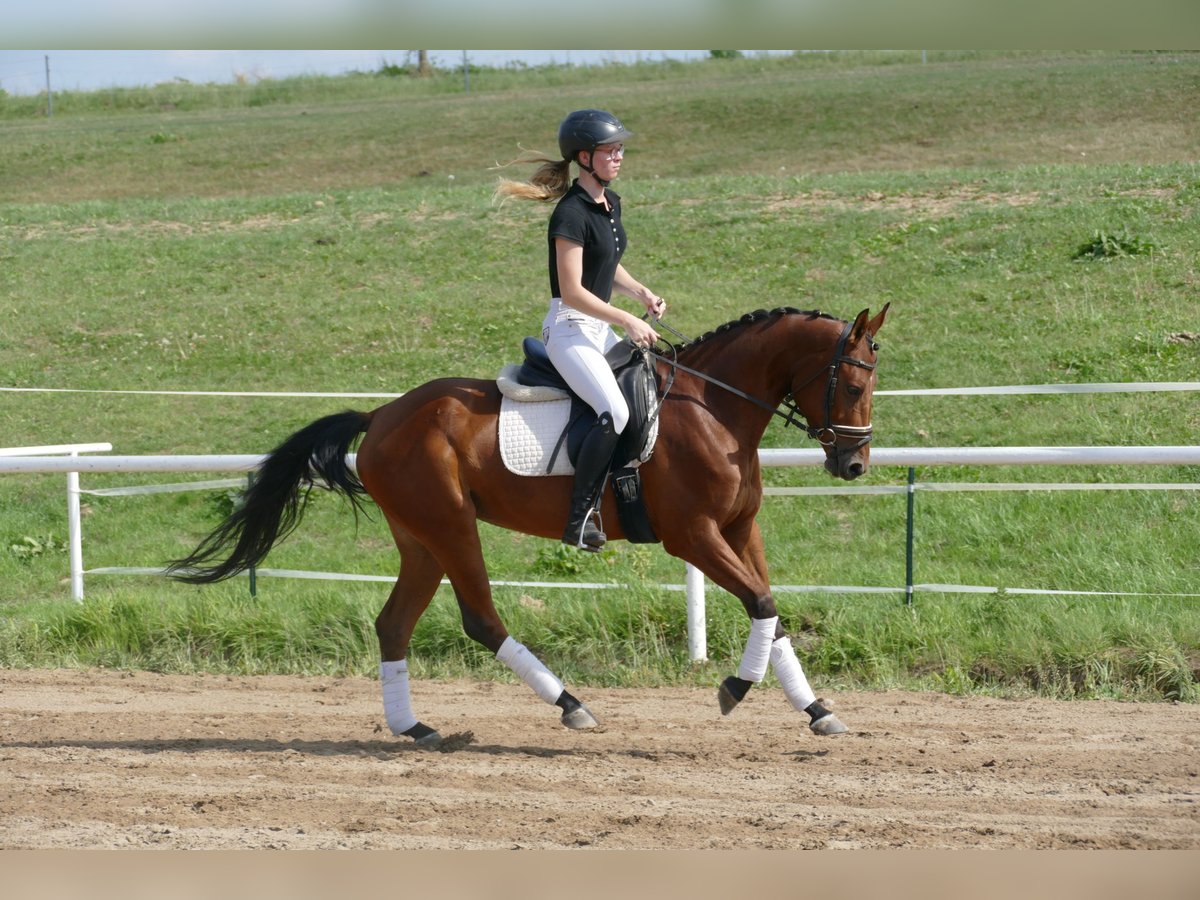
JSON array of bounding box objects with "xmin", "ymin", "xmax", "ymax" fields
[{"xmin": 547, "ymin": 180, "xmax": 626, "ymax": 302}]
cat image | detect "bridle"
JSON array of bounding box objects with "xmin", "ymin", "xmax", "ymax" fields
[
  {"xmin": 788, "ymin": 318, "xmax": 879, "ymax": 451},
  {"xmin": 647, "ymin": 316, "xmax": 879, "ymax": 452}
]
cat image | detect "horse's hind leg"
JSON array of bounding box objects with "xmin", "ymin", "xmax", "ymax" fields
[
  {"xmin": 375, "ymin": 530, "xmax": 446, "ymax": 746},
  {"xmin": 435, "ymin": 517, "xmax": 599, "ymax": 731}
]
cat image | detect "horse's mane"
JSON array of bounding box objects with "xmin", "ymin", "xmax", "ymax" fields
[{"xmin": 674, "ymin": 308, "xmax": 840, "ymax": 356}]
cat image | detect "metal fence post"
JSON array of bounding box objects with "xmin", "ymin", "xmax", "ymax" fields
[
  {"xmin": 67, "ymin": 453, "xmax": 84, "ymax": 601},
  {"xmin": 904, "ymin": 466, "xmax": 916, "ymax": 606},
  {"xmin": 685, "ymin": 563, "xmax": 707, "ymax": 661}
]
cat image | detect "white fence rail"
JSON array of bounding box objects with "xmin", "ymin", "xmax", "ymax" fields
[
  {"xmin": 3, "ymin": 445, "xmax": 1198, "ymax": 660},
  {"xmin": 6, "ymin": 445, "xmax": 1200, "ymax": 475}
]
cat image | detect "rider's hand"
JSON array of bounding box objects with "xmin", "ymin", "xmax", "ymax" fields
[
  {"xmin": 627, "ymin": 315, "xmax": 659, "ymax": 349},
  {"xmin": 643, "ymin": 294, "xmax": 667, "ymax": 320}
]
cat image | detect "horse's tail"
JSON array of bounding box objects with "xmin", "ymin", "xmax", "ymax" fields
[{"xmin": 168, "ymin": 410, "xmax": 373, "ymax": 584}]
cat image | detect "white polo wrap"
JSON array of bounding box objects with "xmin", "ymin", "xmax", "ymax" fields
[
  {"xmin": 770, "ymin": 636, "xmax": 817, "ymax": 712},
  {"xmin": 737, "ymin": 615, "xmax": 779, "ymax": 683},
  {"xmin": 497, "ymin": 636, "xmax": 564, "ymax": 704},
  {"xmin": 380, "ymin": 659, "xmax": 419, "ymax": 736}
]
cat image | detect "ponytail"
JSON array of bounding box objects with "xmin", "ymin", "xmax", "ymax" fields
[{"xmin": 493, "ymin": 151, "xmax": 572, "ymax": 204}]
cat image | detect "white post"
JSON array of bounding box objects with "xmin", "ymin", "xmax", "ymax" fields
[
  {"xmin": 66, "ymin": 453, "xmax": 84, "ymax": 601},
  {"xmin": 685, "ymin": 563, "xmax": 707, "ymax": 661}
]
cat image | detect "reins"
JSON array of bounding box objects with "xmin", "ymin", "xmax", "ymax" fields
[{"xmin": 646, "ymin": 314, "xmax": 878, "ymax": 449}]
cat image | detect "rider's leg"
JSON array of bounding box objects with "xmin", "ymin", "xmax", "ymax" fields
[
  {"xmin": 563, "ymin": 412, "xmax": 620, "ymax": 550},
  {"xmin": 545, "ymin": 324, "xmax": 630, "ymax": 433},
  {"xmin": 544, "ymin": 318, "xmax": 630, "ymax": 551}
]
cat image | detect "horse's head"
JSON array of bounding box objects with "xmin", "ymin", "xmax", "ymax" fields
[{"xmin": 790, "ymin": 304, "xmax": 889, "ymax": 480}]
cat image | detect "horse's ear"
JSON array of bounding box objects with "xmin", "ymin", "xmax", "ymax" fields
[
  {"xmin": 849, "ymin": 303, "xmax": 888, "ymax": 345},
  {"xmin": 849, "ymin": 307, "xmax": 872, "ymax": 344},
  {"xmin": 867, "ymin": 302, "xmax": 889, "ymax": 336}
]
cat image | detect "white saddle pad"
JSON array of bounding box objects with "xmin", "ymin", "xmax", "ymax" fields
[
  {"xmin": 496, "ymin": 364, "xmax": 658, "ymax": 478},
  {"xmin": 499, "ymin": 394, "xmax": 577, "ymax": 476}
]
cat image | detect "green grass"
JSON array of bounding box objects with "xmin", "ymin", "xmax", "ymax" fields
[
  {"xmin": 1, "ymin": 51, "xmax": 1198, "ymax": 699},
  {"xmin": 2, "ymin": 582, "xmax": 1195, "ymax": 702}
]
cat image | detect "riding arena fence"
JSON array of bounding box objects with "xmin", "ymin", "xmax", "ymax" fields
[{"xmin": 2, "ymin": 381, "xmax": 1198, "ymax": 662}]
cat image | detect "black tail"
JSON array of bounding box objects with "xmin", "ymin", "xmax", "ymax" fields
[{"xmin": 168, "ymin": 410, "xmax": 372, "ymax": 584}]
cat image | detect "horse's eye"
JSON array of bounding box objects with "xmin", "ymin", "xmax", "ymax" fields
[{"xmin": 847, "ymin": 385, "xmax": 863, "ymax": 397}]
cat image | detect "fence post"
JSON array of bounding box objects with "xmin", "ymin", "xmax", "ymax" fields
[
  {"xmin": 685, "ymin": 563, "xmax": 707, "ymax": 661},
  {"xmin": 904, "ymin": 466, "xmax": 916, "ymax": 606},
  {"xmin": 67, "ymin": 453, "xmax": 84, "ymax": 601}
]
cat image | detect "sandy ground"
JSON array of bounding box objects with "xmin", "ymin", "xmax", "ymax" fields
[{"xmin": 0, "ymin": 667, "xmax": 1197, "ymax": 850}]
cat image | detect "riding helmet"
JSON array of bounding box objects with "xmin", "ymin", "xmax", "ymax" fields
[{"xmin": 558, "ymin": 109, "xmax": 634, "ymax": 161}]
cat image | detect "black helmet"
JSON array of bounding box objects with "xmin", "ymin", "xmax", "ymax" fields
[{"xmin": 558, "ymin": 109, "xmax": 634, "ymax": 161}]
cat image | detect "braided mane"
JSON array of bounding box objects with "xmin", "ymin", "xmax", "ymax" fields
[{"xmin": 675, "ymin": 307, "xmax": 839, "ymax": 354}]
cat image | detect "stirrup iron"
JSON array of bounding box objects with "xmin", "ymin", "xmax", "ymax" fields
[{"xmin": 568, "ymin": 509, "xmax": 606, "ymax": 552}]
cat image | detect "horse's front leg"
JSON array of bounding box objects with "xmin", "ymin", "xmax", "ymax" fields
[
  {"xmin": 669, "ymin": 518, "xmax": 848, "ymax": 736},
  {"xmin": 735, "ymin": 521, "xmax": 849, "ymax": 735}
]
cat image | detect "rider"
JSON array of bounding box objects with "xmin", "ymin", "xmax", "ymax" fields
[{"xmin": 496, "ymin": 109, "xmax": 666, "ymax": 552}]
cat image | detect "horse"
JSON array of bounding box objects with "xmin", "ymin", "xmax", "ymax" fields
[{"xmin": 170, "ymin": 304, "xmax": 889, "ymax": 746}]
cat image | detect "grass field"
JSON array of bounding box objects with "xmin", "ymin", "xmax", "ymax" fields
[{"xmin": 1, "ymin": 51, "xmax": 1197, "ymax": 699}]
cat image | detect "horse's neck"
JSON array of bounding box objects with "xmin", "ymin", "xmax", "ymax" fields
[
  {"xmin": 672, "ymin": 325, "xmax": 809, "ymax": 440},
  {"xmin": 676, "ymin": 316, "xmax": 835, "ymax": 441},
  {"xmin": 688, "ymin": 318, "xmax": 826, "ymax": 392}
]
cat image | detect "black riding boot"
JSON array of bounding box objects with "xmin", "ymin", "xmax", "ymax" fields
[{"xmin": 563, "ymin": 412, "xmax": 620, "ymax": 552}]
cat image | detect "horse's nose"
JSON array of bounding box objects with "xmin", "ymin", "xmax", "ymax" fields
[{"xmin": 844, "ymin": 460, "xmax": 866, "ymax": 480}]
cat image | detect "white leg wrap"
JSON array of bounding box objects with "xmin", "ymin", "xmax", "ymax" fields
[
  {"xmin": 737, "ymin": 615, "xmax": 779, "ymax": 683},
  {"xmin": 770, "ymin": 636, "xmax": 817, "ymax": 712},
  {"xmin": 380, "ymin": 659, "xmax": 419, "ymax": 736},
  {"xmin": 497, "ymin": 636, "xmax": 564, "ymax": 705}
]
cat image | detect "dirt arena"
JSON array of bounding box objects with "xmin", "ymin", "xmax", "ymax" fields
[{"xmin": 1, "ymin": 667, "xmax": 1196, "ymax": 850}]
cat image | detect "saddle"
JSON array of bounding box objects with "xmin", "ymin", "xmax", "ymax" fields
[{"xmin": 496, "ymin": 337, "xmax": 660, "ymax": 543}]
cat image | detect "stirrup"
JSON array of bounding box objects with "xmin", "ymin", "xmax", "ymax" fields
[{"xmin": 565, "ymin": 511, "xmax": 606, "ymax": 552}]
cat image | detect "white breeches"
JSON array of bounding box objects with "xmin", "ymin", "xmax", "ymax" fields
[{"xmin": 542, "ymin": 299, "xmax": 629, "ymax": 434}]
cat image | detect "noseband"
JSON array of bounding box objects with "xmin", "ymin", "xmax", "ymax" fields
[{"xmin": 649, "ymin": 316, "xmax": 878, "ymax": 451}]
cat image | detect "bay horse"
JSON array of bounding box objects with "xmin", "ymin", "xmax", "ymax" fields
[{"xmin": 170, "ymin": 304, "xmax": 888, "ymax": 746}]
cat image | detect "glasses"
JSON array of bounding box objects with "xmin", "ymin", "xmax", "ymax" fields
[{"xmin": 595, "ymin": 144, "xmax": 625, "ymax": 161}]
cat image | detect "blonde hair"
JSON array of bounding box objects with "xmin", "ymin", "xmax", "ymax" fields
[{"xmin": 492, "ymin": 149, "xmax": 573, "ymax": 204}]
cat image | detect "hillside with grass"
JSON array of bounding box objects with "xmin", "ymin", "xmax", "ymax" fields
[{"xmin": 1, "ymin": 51, "xmax": 1197, "ymax": 699}]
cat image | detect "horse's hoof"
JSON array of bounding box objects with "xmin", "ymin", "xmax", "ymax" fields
[
  {"xmin": 718, "ymin": 676, "xmax": 751, "ymax": 716},
  {"xmin": 809, "ymin": 713, "xmax": 849, "ymax": 736},
  {"xmin": 718, "ymin": 683, "xmax": 740, "ymax": 716},
  {"xmin": 403, "ymin": 722, "xmax": 443, "ymax": 748},
  {"xmin": 413, "ymin": 729, "xmax": 444, "ymax": 748},
  {"xmin": 561, "ymin": 704, "xmax": 599, "ymax": 730}
]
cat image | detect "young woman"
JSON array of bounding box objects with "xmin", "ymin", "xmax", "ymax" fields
[{"xmin": 496, "ymin": 109, "xmax": 666, "ymax": 552}]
